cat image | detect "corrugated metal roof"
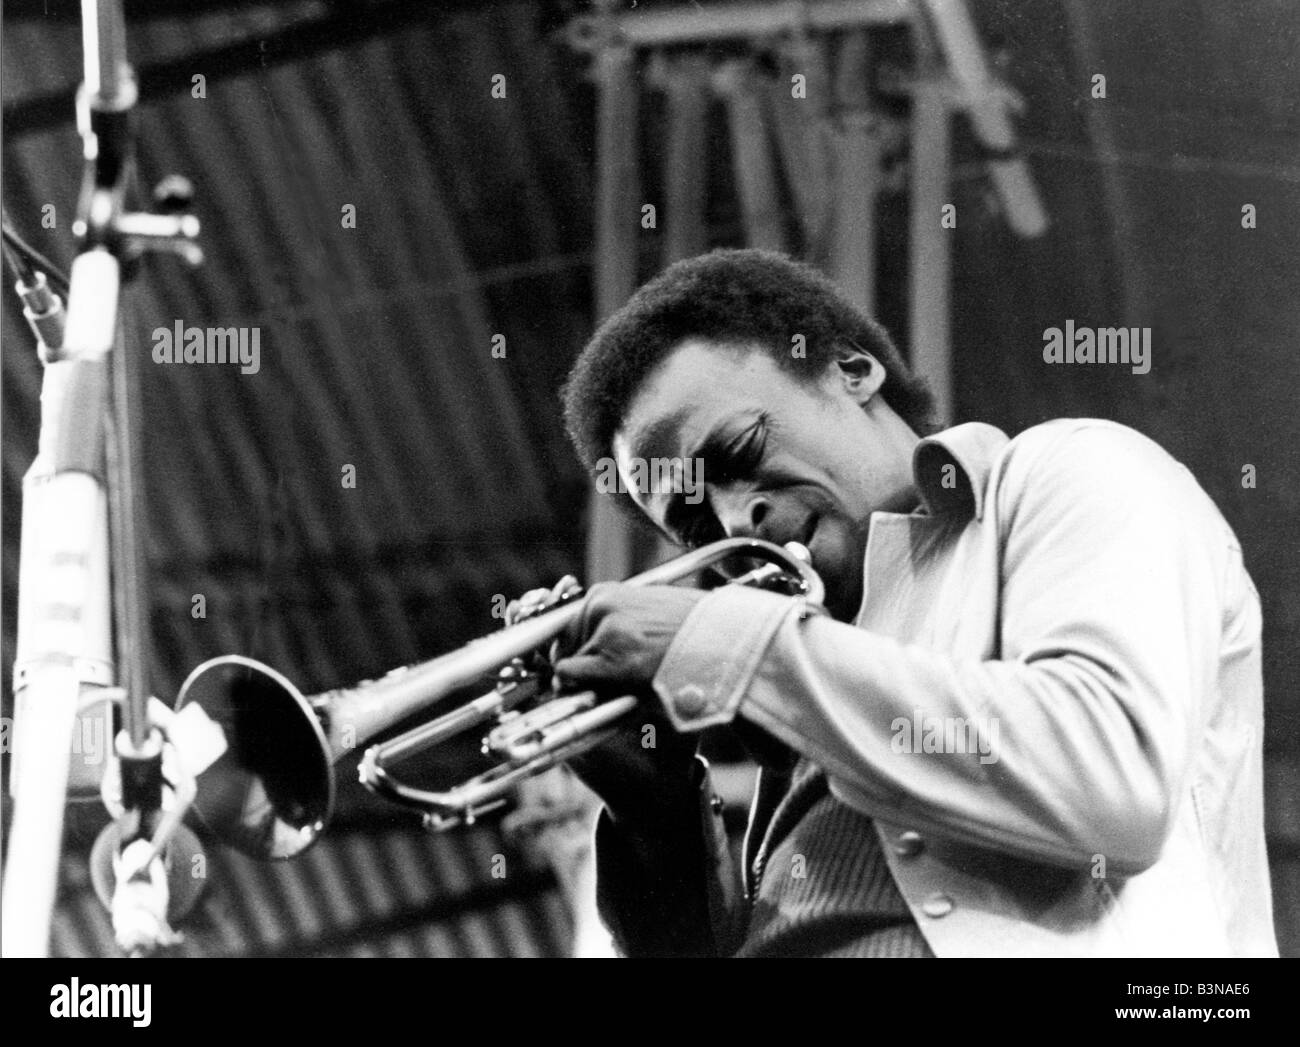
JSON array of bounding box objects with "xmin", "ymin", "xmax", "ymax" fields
[
  {"xmin": 50, "ymin": 808, "xmax": 568, "ymax": 958},
  {"xmin": 3, "ymin": 0, "xmax": 595, "ymax": 958}
]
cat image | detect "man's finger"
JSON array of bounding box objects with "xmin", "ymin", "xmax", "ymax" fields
[
  {"xmin": 552, "ymin": 651, "xmax": 626, "ymax": 690},
  {"xmin": 557, "ymin": 581, "xmax": 619, "ymax": 655},
  {"xmin": 550, "ymin": 575, "xmax": 580, "ymax": 601}
]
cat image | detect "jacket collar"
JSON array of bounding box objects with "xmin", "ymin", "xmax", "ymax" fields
[{"xmin": 911, "ymin": 422, "xmax": 1010, "ymax": 521}]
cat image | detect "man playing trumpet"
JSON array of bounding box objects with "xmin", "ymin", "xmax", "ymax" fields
[{"xmin": 533, "ymin": 247, "xmax": 1276, "ymax": 958}]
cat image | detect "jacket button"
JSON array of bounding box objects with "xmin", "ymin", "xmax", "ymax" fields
[
  {"xmin": 673, "ymin": 684, "xmax": 709, "ymax": 719},
  {"xmin": 894, "ymin": 831, "xmax": 924, "ymax": 857},
  {"xmin": 921, "ymin": 893, "xmax": 954, "ymax": 918}
]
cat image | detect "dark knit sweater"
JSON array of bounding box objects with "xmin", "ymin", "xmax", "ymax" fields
[{"xmin": 737, "ymin": 759, "xmax": 932, "ymax": 957}]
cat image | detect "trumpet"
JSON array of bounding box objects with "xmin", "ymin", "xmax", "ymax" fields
[{"xmin": 175, "ymin": 537, "xmax": 823, "ymax": 860}]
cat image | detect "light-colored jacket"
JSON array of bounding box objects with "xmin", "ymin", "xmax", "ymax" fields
[{"xmin": 646, "ymin": 418, "xmax": 1277, "ymax": 957}]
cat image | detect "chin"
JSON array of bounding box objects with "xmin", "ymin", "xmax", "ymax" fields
[
  {"xmin": 813, "ymin": 548, "xmax": 863, "ymax": 622},
  {"xmin": 831, "ymin": 592, "xmax": 862, "ymax": 622},
  {"xmin": 818, "ymin": 569, "xmax": 861, "ymax": 623}
]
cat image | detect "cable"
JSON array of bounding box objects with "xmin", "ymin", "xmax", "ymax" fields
[
  {"xmin": 2, "ymin": 235, "xmax": 35, "ymax": 284},
  {"xmin": 3, "ymin": 212, "xmax": 69, "ymax": 360},
  {"xmin": 1, "ymin": 215, "xmax": 71, "ymax": 294}
]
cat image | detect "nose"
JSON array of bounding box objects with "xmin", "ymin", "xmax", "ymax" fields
[{"xmin": 708, "ymin": 485, "xmax": 771, "ymax": 539}]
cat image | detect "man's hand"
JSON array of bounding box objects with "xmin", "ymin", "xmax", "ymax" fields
[
  {"xmin": 504, "ymin": 580, "xmax": 707, "ymax": 830},
  {"xmin": 552, "ymin": 581, "xmax": 706, "ymax": 695},
  {"xmin": 553, "ymin": 582, "xmax": 708, "ymax": 828}
]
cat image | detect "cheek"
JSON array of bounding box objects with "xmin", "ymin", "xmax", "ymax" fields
[
  {"xmin": 831, "ymin": 444, "xmax": 888, "ymax": 512},
  {"xmin": 768, "ymin": 412, "xmax": 867, "ymax": 506},
  {"xmin": 810, "ymin": 445, "xmax": 869, "ymax": 511},
  {"xmin": 823, "ymin": 515, "xmax": 862, "ymax": 557}
]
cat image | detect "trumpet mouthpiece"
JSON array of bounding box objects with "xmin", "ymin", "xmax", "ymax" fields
[{"xmin": 783, "ymin": 541, "xmax": 811, "ymax": 564}]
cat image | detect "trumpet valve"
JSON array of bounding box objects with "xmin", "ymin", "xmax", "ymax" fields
[
  {"xmin": 496, "ymin": 659, "xmax": 528, "ymax": 684},
  {"xmin": 485, "ymin": 691, "xmax": 599, "ymax": 763},
  {"xmin": 483, "ymin": 709, "xmax": 522, "ymax": 756}
]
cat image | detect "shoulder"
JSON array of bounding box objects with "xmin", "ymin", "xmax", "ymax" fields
[
  {"xmin": 998, "ymin": 418, "xmax": 1183, "ymax": 483},
  {"xmin": 1003, "ymin": 418, "xmax": 1172, "ymax": 463},
  {"xmin": 990, "ymin": 418, "xmax": 1205, "ymax": 527}
]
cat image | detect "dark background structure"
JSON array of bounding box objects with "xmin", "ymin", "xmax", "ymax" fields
[{"xmin": 3, "ymin": 0, "xmax": 1298, "ymax": 956}]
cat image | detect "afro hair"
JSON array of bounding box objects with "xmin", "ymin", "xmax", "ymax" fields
[{"xmin": 561, "ymin": 248, "xmax": 937, "ymax": 474}]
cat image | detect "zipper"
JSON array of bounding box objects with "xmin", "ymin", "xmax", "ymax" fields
[
  {"xmin": 748, "ymin": 851, "xmax": 767, "ymax": 909},
  {"xmin": 746, "ymin": 763, "xmax": 825, "ymax": 908}
]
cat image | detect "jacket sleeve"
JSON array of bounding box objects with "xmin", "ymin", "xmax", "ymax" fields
[
  {"xmin": 649, "ymin": 424, "xmax": 1231, "ymax": 876},
  {"xmin": 591, "ymin": 755, "xmax": 747, "ymax": 956}
]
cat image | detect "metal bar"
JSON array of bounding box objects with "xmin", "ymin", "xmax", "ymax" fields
[
  {"xmin": 5, "ymin": 0, "xmax": 498, "ymax": 19},
  {"xmin": 589, "ymin": 0, "xmax": 912, "ymax": 47},
  {"xmin": 720, "ymin": 61, "xmax": 787, "ymax": 253},
  {"xmin": 828, "ymin": 31, "xmax": 881, "ymax": 316},
  {"xmin": 81, "ymin": 0, "xmax": 128, "ymax": 104},
  {"xmin": 5, "ymin": 0, "xmax": 443, "ymax": 137},
  {"xmin": 829, "ymin": 115, "xmax": 883, "ymax": 317},
  {"xmin": 1061, "ymin": 0, "xmax": 1146, "ymax": 325},
  {"xmin": 909, "ymin": 66, "xmax": 954, "ymax": 425},
  {"xmin": 105, "ymin": 311, "xmax": 150, "ymax": 748},
  {"xmin": 593, "ymin": 41, "xmax": 640, "ymax": 322},
  {"xmin": 918, "ymin": 0, "xmax": 1047, "ymax": 238},
  {"xmin": 587, "ymin": 36, "xmax": 662, "ymax": 583},
  {"xmin": 660, "ymin": 54, "xmax": 712, "ymax": 263},
  {"xmin": 765, "ymin": 32, "xmax": 834, "ymax": 258}
]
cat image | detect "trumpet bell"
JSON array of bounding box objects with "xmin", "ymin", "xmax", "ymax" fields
[{"xmin": 176, "ymin": 655, "xmax": 334, "ymax": 860}]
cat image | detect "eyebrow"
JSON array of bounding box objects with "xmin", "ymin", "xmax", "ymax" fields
[{"xmin": 626, "ymin": 408, "xmax": 691, "ymax": 464}]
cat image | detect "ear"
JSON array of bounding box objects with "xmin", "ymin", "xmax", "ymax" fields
[{"xmin": 830, "ymin": 342, "xmax": 886, "ymax": 405}]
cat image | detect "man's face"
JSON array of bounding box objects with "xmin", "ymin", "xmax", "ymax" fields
[{"xmin": 612, "ymin": 339, "xmax": 920, "ymax": 620}]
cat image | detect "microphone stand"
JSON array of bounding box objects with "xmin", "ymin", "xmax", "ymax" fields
[{"xmin": 1, "ymin": 0, "xmax": 203, "ymax": 957}]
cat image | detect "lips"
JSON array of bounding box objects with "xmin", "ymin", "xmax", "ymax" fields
[{"xmin": 766, "ymin": 515, "xmax": 819, "ymax": 564}]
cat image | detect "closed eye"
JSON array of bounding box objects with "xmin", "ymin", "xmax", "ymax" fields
[
  {"xmin": 668, "ymin": 413, "xmax": 771, "ymax": 547},
  {"xmin": 704, "ymin": 413, "xmax": 769, "ymax": 485}
]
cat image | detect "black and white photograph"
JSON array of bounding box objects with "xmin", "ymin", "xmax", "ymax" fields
[{"xmin": 0, "ymin": 0, "xmax": 1295, "ymax": 1018}]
